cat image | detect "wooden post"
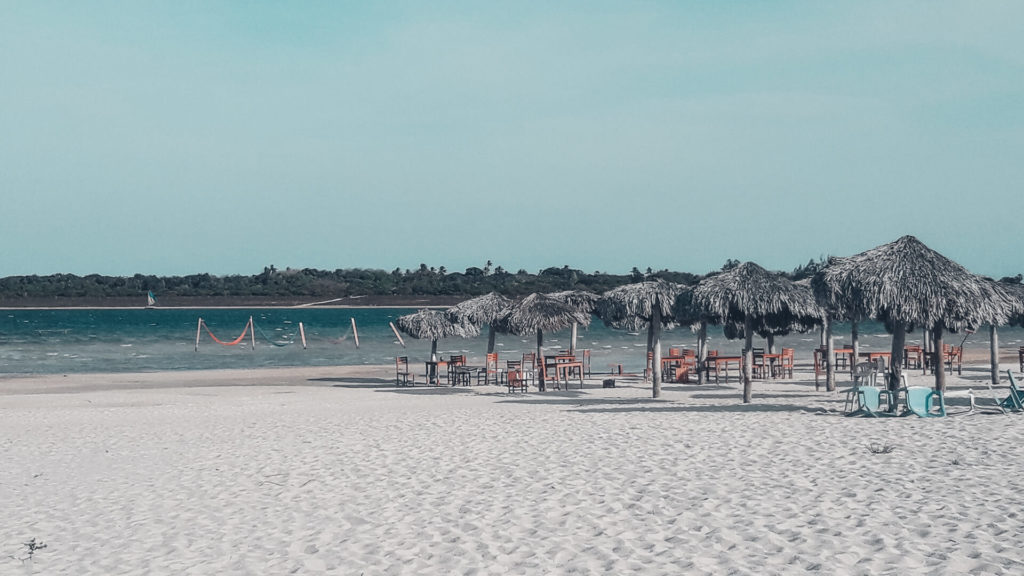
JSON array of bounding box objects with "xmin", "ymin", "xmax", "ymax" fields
[
  {"xmin": 889, "ymin": 325, "xmax": 906, "ymax": 411},
  {"xmin": 195, "ymin": 318, "xmax": 203, "ymax": 352},
  {"xmin": 249, "ymin": 317, "xmax": 256, "ymax": 350},
  {"xmin": 696, "ymin": 320, "xmax": 708, "ymax": 386},
  {"xmin": 570, "ymin": 323, "xmax": 578, "ymax": 356},
  {"xmin": 990, "ymin": 325, "xmax": 1000, "ymax": 387},
  {"xmin": 652, "ymin": 307, "xmax": 663, "ymax": 398},
  {"xmin": 351, "ymin": 318, "xmax": 360, "ymax": 348},
  {"xmin": 767, "ymin": 334, "xmax": 776, "ymax": 355},
  {"xmin": 430, "ymin": 339, "xmax": 438, "ymax": 384},
  {"xmin": 389, "ymin": 321, "xmax": 405, "ymax": 347},
  {"xmin": 487, "ymin": 325, "xmax": 497, "ymax": 354},
  {"xmin": 934, "ymin": 325, "xmax": 945, "ymax": 393},
  {"xmin": 851, "ymin": 320, "xmax": 859, "ymax": 378},
  {"xmin": 299, "ymin": 322, "xmax": 307, "ymax": 349},
  {"xmin": 742, "ymin": 315, "xmax": 754, "ymax": 403},
  {"xmin": 536, "ymin": 328, "xmax": 545, "ymax": 391},
  {"xmin": 825, "ymin": 316, "xmax": 835, "ymax": 392}
]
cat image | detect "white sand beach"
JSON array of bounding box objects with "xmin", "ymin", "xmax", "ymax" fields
[{"xmin": 3, "ymin": 364, "xmax": 1024, "ymax": 575}]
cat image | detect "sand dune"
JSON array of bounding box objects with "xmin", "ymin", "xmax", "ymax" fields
[{"xmin": 3, "ymin": 364, "xmax": 1024, "ymax": 574}]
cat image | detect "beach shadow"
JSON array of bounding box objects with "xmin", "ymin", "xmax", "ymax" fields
[
  {"xmin": 569, "ymin": 404, "xmax": 819, "ymax": 414},
  {"xmin": 310, "ymin": 376, "xmax": 395, "ymax": 389},
  {"xmin": 378, "ymin": 386, "xmax": 480, "ymax": 396}
]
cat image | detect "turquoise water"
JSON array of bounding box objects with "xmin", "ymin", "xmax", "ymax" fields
[{"xmin": 1, "ymin": 308, "xmax": 1021, "ymax": 375}]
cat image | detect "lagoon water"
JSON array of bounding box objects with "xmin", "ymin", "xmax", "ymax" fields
[{"xmin": 2, "ymin": 308, "xmax": 1021, "ymax": 376}]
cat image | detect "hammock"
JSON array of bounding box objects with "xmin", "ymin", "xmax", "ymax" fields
[
  {"xmin": 254, "ymin": 321, "xmax": 306, "ymax": 348},
  {"xmin": 202, "ymin": 319, "xmax": 250, "ymax": 346},
  {"xmin": 195, "ymin": 317, "xmax": 255, "ymax": 351}
]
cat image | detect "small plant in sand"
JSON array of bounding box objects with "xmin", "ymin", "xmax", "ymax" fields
[
  {"xmin": 8, "ymin": 537, "xmax": 46, "ymax": 565},
  {"xmin": 951, "ymin": 456, "xmax": 964, "ymax": 466},
  {"xmin": 865, "ymin": 442, "xmax": 896, "ymax": 455}
]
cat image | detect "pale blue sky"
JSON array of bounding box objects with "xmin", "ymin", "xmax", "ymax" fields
[{"xmin": 2, "ymin": 1, "xmax": 1022, "ymax": 278}]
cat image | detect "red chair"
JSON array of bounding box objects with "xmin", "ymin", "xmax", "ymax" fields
[{"xmin": 507, "ymin": 369, "xmax": 528, "ymax": 393}]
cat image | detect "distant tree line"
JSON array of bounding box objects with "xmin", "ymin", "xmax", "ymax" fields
[{"xmin": 1, "ymin": 258, "xmax": 1018, "ymax": 302}]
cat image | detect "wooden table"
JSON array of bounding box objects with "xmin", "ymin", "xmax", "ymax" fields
[
  {"xmin": 544, "ymin": 355, "xmax": 584, "ymax": 389},
  {"xmin": 754, "ymin": 353, "xmax": 782, "ymax": 379},
  {"xmin": 704, "ymin": 355, "xmax": 742, "ymax": 384},
  {"xmin": 814, "ymin": 348, "xmax": 854, "ymax": 375},
  {"xmin": 423, "ymin": 360, "xmax": 449, "ymax": 385},
  {"xmin": 661, "ymin": 355, "xmax": 695, "ymax": 382}
]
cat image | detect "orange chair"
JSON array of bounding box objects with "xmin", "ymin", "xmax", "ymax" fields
[
  {"xmin": 776, "ymin": 348, "xmax": 795, "ymax": 379},
  {"xmin": 477, "ymin": 353, "xmax": 499, "ymax": 385}
]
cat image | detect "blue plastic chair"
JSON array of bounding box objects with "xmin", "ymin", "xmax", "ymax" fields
[
  {"xmin": 999, "ymin": 369, "xmax": 1024, "ymax": 412},
  {"xmin": 901, "ymin": 386, "xmax": 946, "ymax": 418}
]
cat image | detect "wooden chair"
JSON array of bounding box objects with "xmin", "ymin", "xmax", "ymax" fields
[
  {"xmin": 521, "ymin": 353, "xmax": 537, "ymax": 386},
  {"xmin": 904, "ymin": 345, "xmax": 923, "ymax": 370},
  {"xmin": 395, "ymin": 356, "xmax": 414, "ymax": 386},
  {"xmin": 752, "ymin": 347, "xmax": 767, "ymax": 379},
  {"xmin": 505, "ymin": 359, "xmax": 522, "ymax": 385},
  {"xmin": 477, "ymin": 353, "xmax": 499, "ymax": 385},
  {"xmin": 582, "ymin": 349, "xmax": 592, "ymax": 377},
  {"xmin": 944, "ymin": 345, "xmax": 962, "ymax": 375},
  {"xmin": 776, "ymin": 348, "xmax": 795, "ymax": 379},
  {"xmin": 507, "ymin": 369, "xmax": 528, "ymax": 393}
]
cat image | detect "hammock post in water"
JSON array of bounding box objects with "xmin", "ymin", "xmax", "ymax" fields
[
  {"xmin": 249, "ymin": 317, "xmax": 256, "ymax": 350},
  {"xmin": 299, "ymin": 322, "xmax": 307, "ymax": 349},
  {"xmin": 389, "ymin": 321, "xmax": 406, "ymax": 348},
  {"xmin": 195, "ymin": 318, "xmax": 203, "ymax": 352},
  {"xmin": 351, "ymin": 318, "xmax": 360, "ymax": 348}
]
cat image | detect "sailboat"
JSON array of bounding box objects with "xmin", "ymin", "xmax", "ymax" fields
[{"xmin": 146, "ymin": 291, "xmax": 158, "ymax": 309}]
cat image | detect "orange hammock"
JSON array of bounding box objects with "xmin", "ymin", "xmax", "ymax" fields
[{"xmin": 201, "ymin": 319, "xmax": 251, "ymax": 346}]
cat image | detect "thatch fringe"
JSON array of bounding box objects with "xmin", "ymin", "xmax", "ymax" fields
[
  {"xmin": 446, "ymin": 292, "xmax": 512, "ymax": 326},
  {"xmin": 812, "ymin": 236, "xmax": 1021, "ymax": 331},
  {"xmin": 596, "ymin": 281, "xmax": 689, "ymax": 330},
  {"xmin": 692, "ymin": 262, "xmax": 823, "ymax": 329},
  {"xmin": 496, "ymin": 293, "xmax": 592, "ymax": 337},
  {"xmin": 395, "ymin": 308, "xmax": 480, "ymax": 341}
]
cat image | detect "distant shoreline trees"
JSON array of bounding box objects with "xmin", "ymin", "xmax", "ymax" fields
[{"xmin": 1, "ymin": 259, "xmax": 1016, "ymax": 303}]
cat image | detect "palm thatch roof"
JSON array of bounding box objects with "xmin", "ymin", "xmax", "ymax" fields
[
  {"xmin": 548, "ymin": 290, "xmax": 599, "ymax": 314},
  {"xmin": 596, "ymin": 281, "xmax": 690, "ymax": 330},
  {"xmin": 993, "ymin": 280, "xmax": 1024, "ymax": 328},
  {"xmin": 496, "ymin": 293, "xmax": 592, "ymax": 337},
  {"xmin": 446, "ymin": 292, "xmax": 512, "ymax": 326},
  {"xmin": 692, "ymin": 262, "xmax": 823, "ymax": 329},
  {"xmin": 395, "ymin": 308, "xmax": 480, "ymax": 341},
  {"xmin": 812, "ymin": 235, "xmax": 1020, "ymax": 332}
]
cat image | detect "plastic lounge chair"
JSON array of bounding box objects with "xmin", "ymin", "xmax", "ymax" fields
[
  {"xmin": 845, "ymin": 386, "xmax": 892, "ymax": 417},
  {"xmin": 901, "ymin": 386, "xmax": 946, "ymax": 418},
  {"xmin": 999, "ymin": 369, "xmax": 1024, "ymax": 412}
]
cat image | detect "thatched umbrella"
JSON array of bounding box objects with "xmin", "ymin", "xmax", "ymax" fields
[
  {"xmin": 395, "ymin": 308, "xmax": 480, "ymax": 383},
  {"xmin": 548, "ymin": 290, "xmax": 599, "ymax": 355},
  {"xmin": 812, "ymin": 235, "xmax": 1021, "ymax": 395},
  {"xmin": 596, "ymin": 280, "xmax": 690, "ymax": 398},
  {"xmin": 447, "ymin": 292, "xmax": 512, "ymax": 355},
  {"xmin": 496, "ymin": 293, "xmax": 591, "ymax": 391},
  {"xmin": 692, "ymin": 262, "xmax": 823, "ymax": 403},
  {"xmin": 981, "ymin": 278, "xmax": 1024, "ymax": 386}
]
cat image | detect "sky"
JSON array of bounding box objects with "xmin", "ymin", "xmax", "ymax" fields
[{"xmin": 2, "ymin": 1, "xmax": 1022, "ymax": 279}]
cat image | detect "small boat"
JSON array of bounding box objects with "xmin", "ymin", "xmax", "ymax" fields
[{"xmin": 146, "ymin": 291, "xmax": 158, "ymax": 309}]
